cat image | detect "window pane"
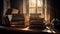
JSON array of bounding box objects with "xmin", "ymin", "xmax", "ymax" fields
[
  {"xmin": 29, "ymin": 0, "xmax": 43, "ymax": 14},
  {"xmin": 37, "ymin": 8, "xmax": 43, "ymax": 14},
  {"xmin": 37, "ymin": 0, "xmax": 43, "ymax": 7},
  {"xmin": 29, "ymin": 8, "xmax": 36, "ymax": 14},
  {"xmin": 29, "ymin": 0, "xmax": 36, "ymax": 7}
]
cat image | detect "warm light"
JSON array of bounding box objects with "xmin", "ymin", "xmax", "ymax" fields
[
  {"xmin": 43, "ymin": 29, "xmax": 52, "ymax": 33},
  {"xmin": 43, "ymin": 26, "xmax": 56, "ymax": 33},
  {"xmin": 31, "ymin": 0, "xmax": 36, "ymax": 4},
  {"xmin": 46, "ymin": 30, "xmax": 52, "ymax": 33},
  {"xmin": 45, "ymin": 0, "xmax": 47, "ymax": 20},
  {"xmin": 12, "ymin": 9, "xmax": 19, "ymax": 14},
  {"xmin": 29, "ymin": 0, "xmax": 36, "ymax": 7},
  {"xmin": 23, "ymin": 0, "xmax": 48, "ymax": 21},
  {"xmin": 46, "ymin": 26, "xmax": 50, "ymax": 29},
  {"xmin": 45, "ymin": 8, "xmax": 47, "ymax": 20},
  {"xmin": 29, "ymin": 0, "xmax": 36, "ymax": 15},
  {"xmin": 29, "ymin": 0, "xmax": 43, "ymax": 14},
  {"xmin": 22, "ymin": 27, "xmax": 29, "ymax": 30},
  {"xmin": 24, "ymin": 14, "xmax": 30, "ymax": 26},
  {"xmin": 37, "ymin": 0, "xmax": 43, "ymax": 7},
  {"xmin": 29, "ymin": 8, "xmax": 35, "ymax": 13},
  {"xmin": 43, "ymin": 29, "xmax": 56, "ymax": 33}
]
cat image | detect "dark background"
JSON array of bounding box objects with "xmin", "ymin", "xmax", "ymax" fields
[
  {"xmin": 51, "ymin": 0, "xmax": 60, "ymax": 19},
  {"xmin": 10, "ymin": 0, "xmax": 23, "ymax": 10},
  {"xmin": 0, "ymin": 0, "xmax": 3, "ymax": 25}
]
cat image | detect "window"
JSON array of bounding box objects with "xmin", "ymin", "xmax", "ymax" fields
[
  {"xmin": 29, "ymin": 0, "xmax": 43, "ymax": 14},
  {"xmin": 23, "ymin": 0, "xmax": 48, "ymax": 20}
]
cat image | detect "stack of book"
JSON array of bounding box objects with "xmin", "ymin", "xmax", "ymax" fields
[
  {"xmin": 11, "ymin": 14, "xmax": 25, "ymax": 27},
  {"xmin": 29, "ymin": 14, "xmax": 45, "ymax": 29}
]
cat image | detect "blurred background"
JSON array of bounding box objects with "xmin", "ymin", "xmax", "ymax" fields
[{"xmin": 0, "ymin": 0, "xmax": 60, "ymax": 34}]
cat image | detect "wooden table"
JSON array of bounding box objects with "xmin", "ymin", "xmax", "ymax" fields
[{"xmin": 0, "ymin": 26, "xmax": 58, "ymax": 34}]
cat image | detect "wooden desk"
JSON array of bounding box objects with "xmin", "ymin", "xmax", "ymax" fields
[{"xmin": 0, "ymin": 26, "xmax": 57, "ymax": 34}]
